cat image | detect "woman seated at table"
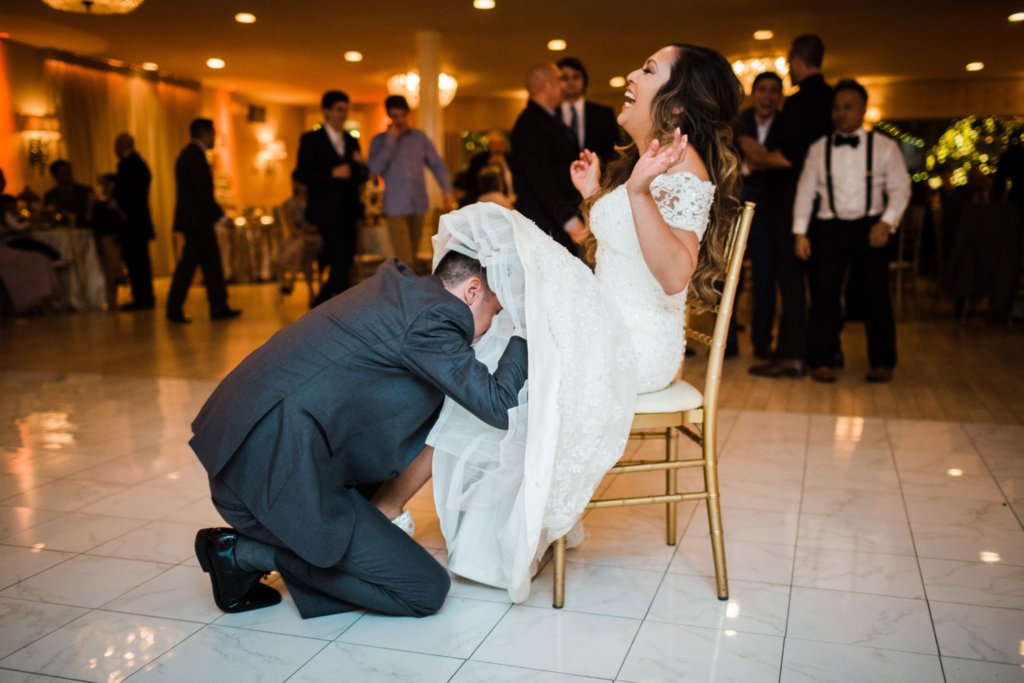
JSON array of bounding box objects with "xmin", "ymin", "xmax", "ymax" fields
[
  {"xmin": 277, "ymin": 175, "xmax": 322, "ymax": 303},
  {"xmin": 90, "ymin": 174, "xmax": 127, "ymax": 310}
]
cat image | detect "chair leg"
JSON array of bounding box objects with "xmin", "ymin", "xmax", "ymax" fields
[
  {"xmin": 552, "ymin": 536, "xmax": 567, "ymax": 608},
  {"xmin": 703, "ymin": 433, "xmax": 729, "ymax": 601},
  {"xmin": 666, "ymin": 426, "xmax": 679, "ymax": 545}
]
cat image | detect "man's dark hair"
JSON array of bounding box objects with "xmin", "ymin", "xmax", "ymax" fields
[
  {"xmin": 49, "ymin": 159, "xmax": 71, "ymax": 178},
  {"xmin": 477, "ymin": 165, "xmax": 504, "ymax": 195},
  {"xmin": 321, "ymin": 90, "xmax": 350, "ymax": 110},
  {"xmin": 435, "ymin": 250, "xmax": 489, "ymax": 291},
  {"xmin": 752, "ymin": 71, "xmax": 783, "ymax": 92},
  {"xmin": 789, "ymin": 34, "xmax": 825, "ymax": 68},
  {"xmin": 556, "ymin": 56, "xmax": 589, "ymax": 91},
  {"xmin": 384, "ymin": 95, "xmax": 410, "ymax": 112},
  {"xmin": 833, "ymin": 79, "xmax": 868, "ymax": 104},
  {"xmin": 189, "ymin": 118, "xmax": 214, "ymax": 139}
]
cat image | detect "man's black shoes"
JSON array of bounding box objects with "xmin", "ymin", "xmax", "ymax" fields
[
  {"xmin": 194, "ymin": 528, "xmax": 280, "ymax": 613},
  {"xmin": 210, "ymin": 307, "xmax": 242, "ymax": 320}
]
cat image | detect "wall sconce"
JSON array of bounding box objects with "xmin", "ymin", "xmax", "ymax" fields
[
  {"xmin": 18, "ymin": 114, "xmax": 61, "ymax": 175},
  {"xmin": 255, "ymin": 139, "xmax": 287, "ymax": 178},
  {"xmin": 386, "ymin": 71, "xmax": 458, "ymax": 109}
]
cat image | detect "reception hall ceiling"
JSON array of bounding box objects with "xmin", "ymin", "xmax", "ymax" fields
[{"xmin": 1, "ymin": 0, "xmax": 1023, "ymax": 105}]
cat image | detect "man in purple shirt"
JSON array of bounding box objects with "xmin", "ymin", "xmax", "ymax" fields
[{"xmin": 368, "ymin": 95, "xmax": 454, "ymax": 269}]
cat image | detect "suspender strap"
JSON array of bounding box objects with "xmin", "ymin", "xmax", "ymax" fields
[
  {"xmin": 865, "ymin": 130, "xmax": 874, "ymax": 216},
  {"xmin": 824, "ymin": 134, "xmax": 838, "ymax": 217}
]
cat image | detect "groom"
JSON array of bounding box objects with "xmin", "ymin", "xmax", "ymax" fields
[{"xmin": 189, "ymin": 253, "xmax": 527, "ymax": 619}]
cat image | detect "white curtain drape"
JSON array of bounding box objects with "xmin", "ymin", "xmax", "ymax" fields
[{"xmin": 45, "ymin": 60, "xmax": 200, "ymax": 275}]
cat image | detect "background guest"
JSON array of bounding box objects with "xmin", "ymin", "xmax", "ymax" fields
[
  {"xmin": 475, "ymin": 165, "xmax": 515, "ymax": 209},
  {"xmin": 368, "ymin": 95, "xmax": 454, "ymax": 270},
  {"xmin": 453, "ymin": 131, "xmax": 514, "ymax": 206},
  {"xmin": 277, "ymin": 174, "xmax": 322, "ymax": 303},
  {"xmin": 166, "ymin": 118, "xmax": 241, "ymax": 324},
  {"xmin": 114, "ymin": 133, "xmax": 156, "ymax": 311},
  {"xmin": 295, "ymin": 90, "xmax": 367, "ymax": 305},
  {"xmin": 43, "ymin": 159, "xmax": 93, "ymax": 227},
  {"xmin": 89, "ymin": 173, "xmax": 127, "ymax": 310},
  {"xmin": 557, "ymin": 56, "xmax": 621, "ymax": 164}
]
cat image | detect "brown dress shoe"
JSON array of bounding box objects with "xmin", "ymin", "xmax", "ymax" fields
[
  {"xmin": 811, "ymin": 366, "xmax": 837, "ymax": 383},
  {"xmin": 749, "ymin": 360, "xmax": 807, "ymax": 379},
  {"xmin": 865, "ymin": 368, "xmax": 894, "ymax": 383}
]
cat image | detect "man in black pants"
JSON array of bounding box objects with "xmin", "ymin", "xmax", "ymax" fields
[
  {"xmin": 114, "ymin": 133, "xmax": 156, "ymax": 311},
  {"xmin": 793, "ymin": 80, "xmax": 910, "ymax": 383},
  {"xmin": 742, "ymin": 34, "xmax": 834, "ymax": 378},
  {"xmin": 166, "ymin": 118, "xmax": 240, "ymax": 323}
]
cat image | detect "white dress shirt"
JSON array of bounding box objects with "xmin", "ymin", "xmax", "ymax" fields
[
  {"xmin": 561, "ymin": 99, "xmax": 586, "ymax": 148},
  {"xmin": 792, "ymin": 127, "xmax": 911, "ymax": 234},
  {"xmin": 324, "ymin": 122, "xmax": 346, "ymax": 157}
]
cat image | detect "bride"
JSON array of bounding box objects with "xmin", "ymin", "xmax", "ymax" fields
[{"xmin": 426, "ymin": 43, "xmax": 741, "ymax": 601}]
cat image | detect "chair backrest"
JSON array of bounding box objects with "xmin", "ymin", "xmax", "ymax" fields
[
  {"xmin": 894, "ymin": 205, "xmax": 926, "ymax": 270},
  {"xmin": 685, "ymin": 201, "xmax": 755, "ymax": 415}
]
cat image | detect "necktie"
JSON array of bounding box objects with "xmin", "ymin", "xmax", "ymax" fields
[
  {"xmin": 834, "ymin": 134, "xmax": 859, "ymax": 149},
  {"xmin": 569, "ymin": 106, "xmax": 582, "ymax": 148}
]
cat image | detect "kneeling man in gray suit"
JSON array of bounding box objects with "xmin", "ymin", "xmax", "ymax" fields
[{"xmin": 189, "ymin": 252, "xmax": 527, "ymax": 618}]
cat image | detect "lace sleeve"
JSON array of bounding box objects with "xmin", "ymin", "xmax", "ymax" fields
[{"xmin": 650, "ymin": 172, "xmax": 715, "ymax": 238}]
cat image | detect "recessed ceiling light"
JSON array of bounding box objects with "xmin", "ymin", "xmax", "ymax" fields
[
  {"xmin": 141, "ymin": 62, "xmax": 159, "ymax": 71},
  {"xmin": 547, "ymin": 39, "xmax": 567, "ymax": 51},
  {"xmin": 609, "ymin": 76, "xmax": 626, "ymax": 88},
  {"xmin": 473, "ymin": 0, "xmax": 496, "ymax": 8},
  {"xmin": 206, "ymin": 57, "xmax": 226, "ymax": 69},
  {"xmin": 234, "ymin": 12, "xmax": 256, "ymax": 24},
  {"xmin": 1009, "ymin": 12, "xmax": 1024, "ymax": 22},
  {"xmin": 965, "ymin": 61, "xmax": 985, "ymax": 71},
  {"xmin": 753, "ymin": 29, "xmax": 774, "ymax": 40},
  {"xmin": 344, "ymin": 51, "xmax": 363, "ymax": 63}
]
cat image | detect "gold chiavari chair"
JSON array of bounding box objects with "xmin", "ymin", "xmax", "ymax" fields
[{"xmin": 551, "ymin": 201, "xmax": 755, "ymax": 608}]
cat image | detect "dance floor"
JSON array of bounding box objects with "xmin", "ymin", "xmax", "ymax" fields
[{"xmin": 1, "ymin": 281, "xmax": 1022, "ymax": 682}]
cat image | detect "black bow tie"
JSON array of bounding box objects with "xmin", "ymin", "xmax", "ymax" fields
[{"xmin": 834, "ymin": 134, "xmax": 860, "ymax": 149}]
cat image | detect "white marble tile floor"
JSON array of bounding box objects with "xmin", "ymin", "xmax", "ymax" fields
[{"xmin": 1, "ymin": 370, "xmax": 1022, "ymax": 681}]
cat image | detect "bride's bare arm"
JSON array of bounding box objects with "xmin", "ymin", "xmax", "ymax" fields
[{"xmin": 627, "ymin": 131, "xmax": 701, "ymax": 295}]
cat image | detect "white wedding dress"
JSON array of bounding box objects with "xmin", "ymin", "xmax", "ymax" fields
[{"xmin": 428, "ymin": 172, "xmax": 714, "ymax": 602}]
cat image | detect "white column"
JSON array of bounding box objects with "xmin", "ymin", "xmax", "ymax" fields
[{"xmin": 416, "ymin": 30, "xmax": 443, "ymax": 148}]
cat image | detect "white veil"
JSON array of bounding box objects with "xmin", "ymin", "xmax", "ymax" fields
[{"xmin": 428, "ymin": 202, "xmax": 637, "ymax": 602}]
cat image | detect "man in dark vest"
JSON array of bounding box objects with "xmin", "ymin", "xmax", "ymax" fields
[
  {"xmin": 114, "ymin": 133, "xmax": 156, "ymax": 310},
  {"xmin": 190, "ymin": 252, "xmax": 527, "ymax": 618}
]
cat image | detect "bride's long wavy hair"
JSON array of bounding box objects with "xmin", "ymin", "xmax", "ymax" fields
[{"xmin": 581, "ymin": 43, "xmax": 742, "ymax": 311}]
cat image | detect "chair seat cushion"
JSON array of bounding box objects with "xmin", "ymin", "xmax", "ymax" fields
[{"xmin": 635, "ymin": 379, "xmax": 703, "ymax": 414}]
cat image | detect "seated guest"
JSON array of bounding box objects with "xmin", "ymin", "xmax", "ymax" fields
[
  {"xmin": 453, "ymin": 131, "xmax": 514, "ymax": 206},
  {"xmin": 43, "ymin": 160, "xmax": 93, "ymax": 227},
  {"xmin": 793, "ymin": 79, "xmax": 911, "ymax": 383},
  {"xmin": 278, "ymin": 174, "xmax": 323, "ymax": 301},
  {"xmin": 90, "ymin": 174, "xmax": 127, "ymax": 309},
  {"xmin": 475, "ymin": 165, "xmax": 515, "ymax": 209},
  {"xmin": 1, "ymin": 168, "xmax": 59, "ymax": 261}
]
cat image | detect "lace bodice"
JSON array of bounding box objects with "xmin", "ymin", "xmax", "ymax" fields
[{"xmin": 591, "ymin": 172, "xmax": 715, "ymax": 393}]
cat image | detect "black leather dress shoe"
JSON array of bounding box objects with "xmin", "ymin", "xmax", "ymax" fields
[
  {"xmin": 194, "ymin": 528, "xmax": 281, "ymax": 613},
  {"xmin": 120, "ymin": 301, "xmax": 155, "ymax": 311},
  {"xmin": 748, "ymin": 360, "xmax": 807, "ymax": 378},
  {"xmin": 166, "ymin": 311, "xmax": 192, "ymax": 324},
  {"xmin": 210, "ymin": 307, "xmax": 242, "ymax": 320}
]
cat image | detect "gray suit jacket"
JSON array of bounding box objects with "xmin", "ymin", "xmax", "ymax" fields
[{"xmin": 190, "ymin": 260, "xmax": 528, "ymax": 567}]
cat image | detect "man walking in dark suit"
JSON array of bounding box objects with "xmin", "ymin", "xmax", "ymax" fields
[
  {"xmin": 190, "ymin": 252, "xmax": 528, "ymax": 618},
  {"xmin": 743, "ymin": 34, "xmax": 834, "ymax": 378},
  {"xmin": 166, "ymin": 118, "xmax": 240, "ymax": 323},
  {"xmin": 511, "ymin": 64, "xmax": 582, "ymax": 253},
  {"xmin": 114, "ymin": 133, "xmax": 155, "ymax": 311},
  {"xmin": 295, "ymin": 90, "xmax": 367, "ymax": 306},
  {"xmin": 557, "ymin": 57, "xmax": 621, "ymax": 165}
]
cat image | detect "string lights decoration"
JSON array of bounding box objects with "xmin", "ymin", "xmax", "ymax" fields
[
  {"xmin": 41, "ymin": 0, "xmax": 144, "ymax": 14},
  {"xmin": 925, "ymin": 116, "xmax": 1024, "ymax": 187},
  {"xmin": 386, "ymin": 71, "xmax": 458, "ymax": 109}
]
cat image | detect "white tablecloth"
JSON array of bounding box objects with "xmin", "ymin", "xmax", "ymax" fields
[{"xmin": 29, "ymin": 228, "xmax": 106, "ymax": 311}]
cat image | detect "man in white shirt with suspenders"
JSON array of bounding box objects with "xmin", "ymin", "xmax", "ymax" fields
[{"xmin": 793, "ymin": 79, "xmax": 911, "ymax": 384}]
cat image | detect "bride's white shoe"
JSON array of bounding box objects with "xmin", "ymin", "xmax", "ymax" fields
[{"xmin": 391, "ymin": 510, "xmax": 415, "ymax": 536}]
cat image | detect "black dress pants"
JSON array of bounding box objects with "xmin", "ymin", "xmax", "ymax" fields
[
  {"xmin": 746, "ymin": 197, "xmax": 779, "ymax": 354},
  {"xmin": 314, "ymin": 218, "xmax": 357, "ymax": 306},
  {"xmin": 806, "ymin": 217, "xmax": 896, "ymax": 370},
  {"xmin": 166, "ymin": 225, "xmax": 228, "ymax": 315},
  {"xmin": 120, "ymin": 234, "xmax": 155, "ymax": 306},
  {"xmin": 772, "ymin": 202, "xmax": 807, "ymax": 361}
]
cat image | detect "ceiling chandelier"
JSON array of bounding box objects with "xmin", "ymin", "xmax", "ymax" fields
[
  {"xmin": 41, "ymin": 0, "xmax": 144, "ymax": 14},
  {"xmin": 731, "ymin": 55, "xmax": 789, "ymax": 94},
  {"xmin": 386, "ymin": 71, "xmax": 458, "ymax": 109}
]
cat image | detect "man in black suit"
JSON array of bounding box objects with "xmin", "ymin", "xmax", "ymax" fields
[
  {"xmin": 734, "ymin": 72, "xmax": 787, "ymax": 358},
  {"xmin": 113, "ymin": 133, "xmax": 155, "ymax": 310},
  {"xmin": 557, "ymin": 57, "xmax": 621, "ymax": 165},
  {"xmin": 511, "ymin": 64, "xmax": 582, "ymax": 253},
  {"xmin": 42, "ymin": 159, "xmax": 92, "ymax": 227},
  {"xmin": 166, "ymin": 118, "xmax": 240, "ymax": 323},
  {"xmin": 295, "ymin": 90, "xmax": 367, "ymax": 306},
  {"xmin": 190, "ymin": 252, "xmax": 528, "ymax": 618},
  {"xmin": 743, "ymin": 34, "xmax": 834, "ymax": 378}
]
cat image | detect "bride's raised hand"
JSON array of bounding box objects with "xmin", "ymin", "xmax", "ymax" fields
[
  {"xmin": 570, "ymin": 149, "xmax": 601, "ymax": 199},
  {"xmin": 626, "ymin": 129, "xmax": 688, "ymax": 196}
]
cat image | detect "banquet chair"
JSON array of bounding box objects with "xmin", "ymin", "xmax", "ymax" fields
[
  {"xmin": 890, "ymin": 205, "xmax": 925, "ymax": 318},
  {"xmin": 551, "ymin": 201, "xmax": 755, "ymax": 608}
]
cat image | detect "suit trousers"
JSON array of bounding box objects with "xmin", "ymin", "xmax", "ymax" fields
[
  {"xmin": 806, "ymin": 217, "xmax": 897, "ymax": 369},
  {"xmin": 209, "ymin": 467, "xmax": 449, "ymax": 620},
  {"xmin": 167, "ymin": 225, "xmax": 228, "ymax": 315},
  {"xmin": 315, "ymin": 217, "xmax": 358, "ymax": 304},
  {"xmin": 120, "ymin": 234, "xmax": 154, "ymax": 306},
  {"xmin": 745, "ymin": 196, "xmax": 780, "ymax": 354},
  {"xmin": 773, "ymin": 203, "xmax": 808, "ymax": 361},
  {"xmin": 385, "ymin": 214, "xmax": 425, "ymax": 271}
]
